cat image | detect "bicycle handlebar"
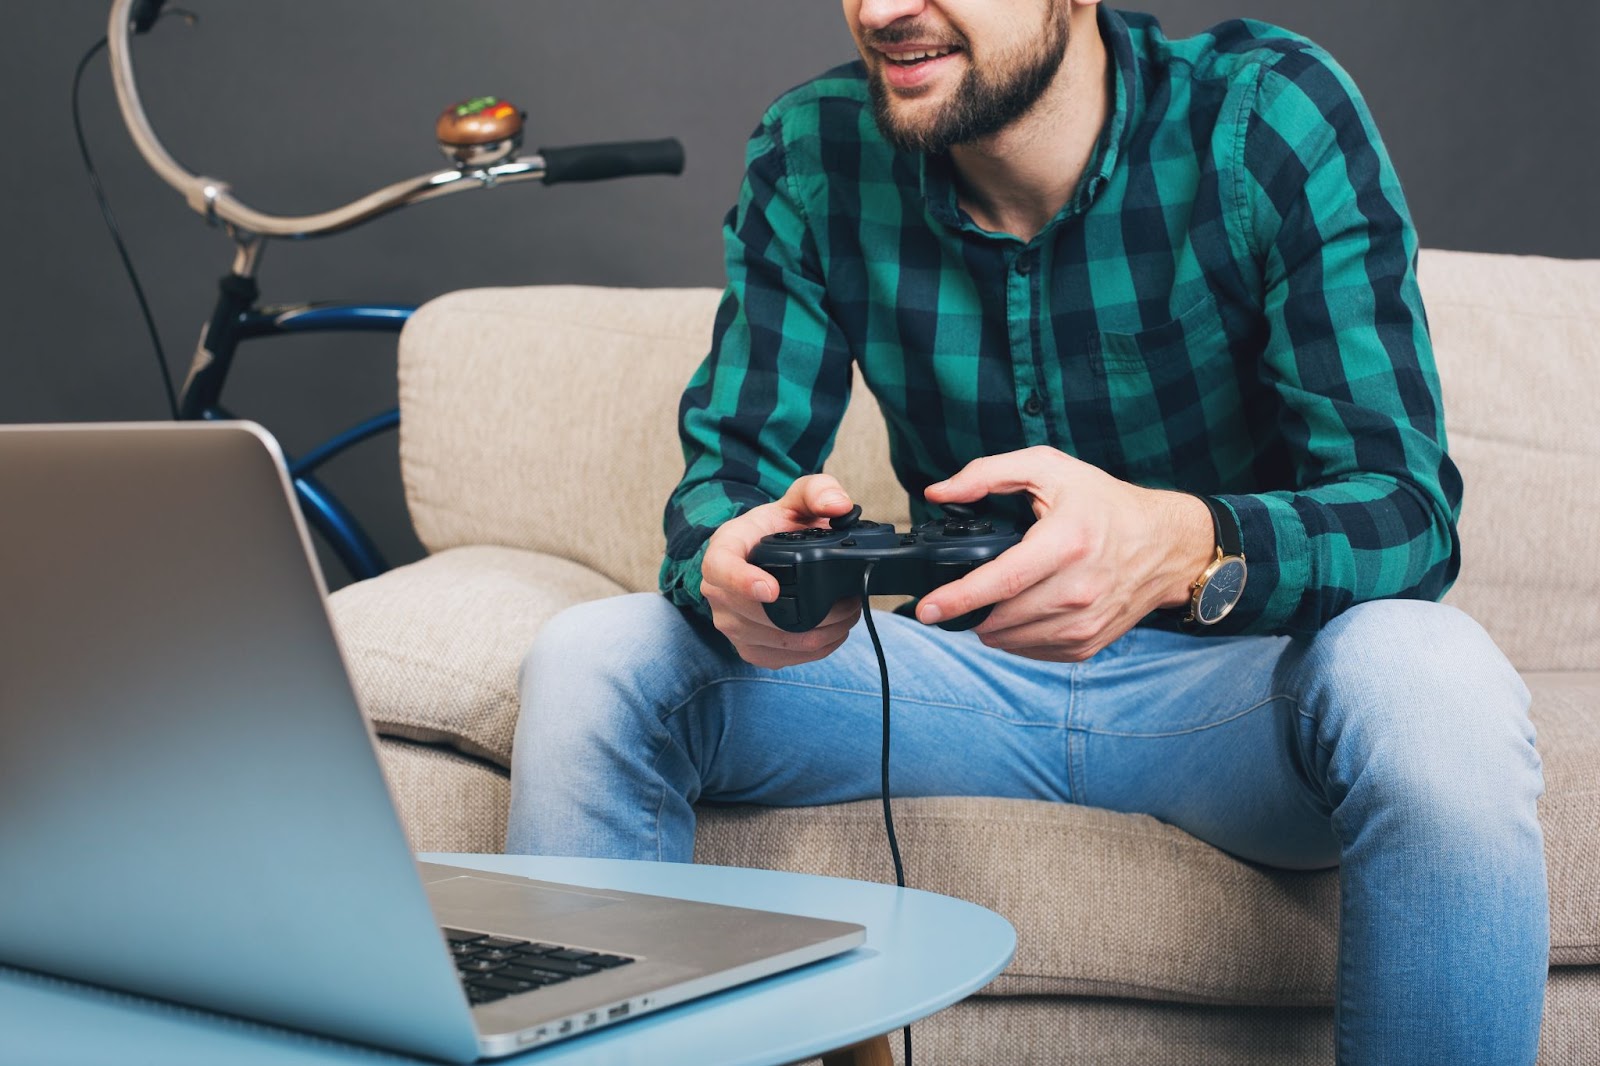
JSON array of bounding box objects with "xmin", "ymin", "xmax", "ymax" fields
[
  {"xmin": 105, "ymin": 0, "xmax": 683, "ymax": 240},
  {"xmin": 540, "ymin": 139, "xmax": 685, "ymax": 185}
]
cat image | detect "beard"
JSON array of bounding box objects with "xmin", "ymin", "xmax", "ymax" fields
[{"xmin": 867, "ymin": 8, "xmax": 1070, "ymax": 155}]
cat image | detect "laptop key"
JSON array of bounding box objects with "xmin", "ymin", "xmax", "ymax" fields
[
  {"xmin": 467, "ymin": 986, "xmax": 508, "ymax": 1004},
  {"xmin": 520, "ymin": 957, "xmax": 599, "ymax": 977},
  {"xmin": 472, "ymin": 976, "xmax": 538, "ymax": 994},
  {"xmin": 476, "ymin": 936, "xmax": 531, "ymax": 951},
  {"xmin": 459, "ymin": 958, "xmax": 505, "ymax": 973},
  {"xmin": 543, "ymin": 949, "xmax": 596, "ymax": 962},
  {"xmin": 517, "ymin": 943, "xmax": 564, "ymax": 956},
  {"xmin": 587, "ymin": 954, "xmax": 634, "ymax": 968},
  {"xmin": 475, "ymin": 948, "xmax": 523, "ymax": 963},
  {"xmin": 497, "ymin": 965, "xmax": 562, "ymax": 984},
  {"xmin": 443, "ymin": 928, "xmax": 488, "ymax": 944}
]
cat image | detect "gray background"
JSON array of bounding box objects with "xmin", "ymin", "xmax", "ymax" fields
[{"xmin": 4, "ymin": 1, "xmax": 1596, "ymax": 588}]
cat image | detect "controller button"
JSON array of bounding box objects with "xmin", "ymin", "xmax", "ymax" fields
[
  {"xmin": 761, "ymin": 562, "xmax": 796, "ymax": 587},
  {"xmin": 900, "ymin": 535, "xmax": 918, "ymax": 546},
  {"xmin": 767, "ymin": 597, "xmax": 802, "ymax": 629},
  {"xmin": 841, "ymin": 538, "xmax": 856, "ymax": 547}
]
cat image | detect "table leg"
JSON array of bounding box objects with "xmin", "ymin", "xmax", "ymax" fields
[{"xmin": 820, "ymin": 1034, "xmax": 894, "ymax": 1066}]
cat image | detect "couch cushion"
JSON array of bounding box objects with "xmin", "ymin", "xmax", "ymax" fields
[
  {"xmin": 696, "ymin": 670, "xmax": 1600, "ymax": 1004},
  {"xmin": 329, "ymin": 545, "xmax": 625, "ymax": 765},
  {"xmin": 328, "ymin": 544, "xmax": 1600, "ymax": 999},
  {"xmin": 376, "ymin": 737, "xmax": 509, "ymax": 855}
]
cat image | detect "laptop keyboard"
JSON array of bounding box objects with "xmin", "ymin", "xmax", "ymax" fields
[{"xmin": 443, "ymin": 927, "xmax": 636, "ymax": 1006}]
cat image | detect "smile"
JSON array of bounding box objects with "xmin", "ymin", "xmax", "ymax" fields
[{"xmin": 880, "ymin": 45, "xmax": 961, "ymax": 66}]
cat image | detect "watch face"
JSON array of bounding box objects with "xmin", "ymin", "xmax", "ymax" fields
[{"xmin": 1197, "ymin": 558, "xmax": 1247, "ymax": 624}]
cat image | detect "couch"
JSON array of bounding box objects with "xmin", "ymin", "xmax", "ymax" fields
[{"xmin": 327, "ymin": 248, "xmax": 1600, "ymax": 1063}]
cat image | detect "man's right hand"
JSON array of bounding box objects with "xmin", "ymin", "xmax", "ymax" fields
[{"xmin": 700, "ymin": 474, "xmax": 862, "ymax": 669}]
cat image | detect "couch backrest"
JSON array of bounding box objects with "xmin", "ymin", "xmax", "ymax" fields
[
  {"xmin": 397, "ymin": 285, "xmax": 911, "ymax": 604},
  {"xmin": 398, "ymin": 249, "xmax": 1599, "ymax": 671},
  {"xmin": 1416, "ymin": 250, "xmax": 1600, "ymax": 671}
]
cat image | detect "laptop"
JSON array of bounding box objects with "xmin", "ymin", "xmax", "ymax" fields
[{"xmin": 0, "ymin": 421, "xmax": 865, "ymax": 1062}]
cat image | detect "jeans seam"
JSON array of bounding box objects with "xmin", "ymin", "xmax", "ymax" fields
[
  {"xmin": 1077, "ymin": 694, "xmax": 1297, "ymax": 738},
  {"xmin": 646, "ymin": 709, "xmax": 674, "ymax": 863},
  {"xmin": 1065, "ymin": 664, "xmax": 1083, "ymax": 802},
  {"xmin": 1291, "ymin": 696, "xmax": 1339, "ymax": 758},
  {"xmin": 659, "ymin": 675, "xmax": 1062, "ymax": 729}
]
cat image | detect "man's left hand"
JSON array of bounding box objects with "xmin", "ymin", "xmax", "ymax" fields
[{"xmin": 918, "ymin": 446, "xmax": 1216, "ymax": 662}]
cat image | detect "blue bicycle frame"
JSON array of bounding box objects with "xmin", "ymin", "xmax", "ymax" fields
[{"xmin": 185, "ymin": 270, "xmax": 413, "ymax": 582}]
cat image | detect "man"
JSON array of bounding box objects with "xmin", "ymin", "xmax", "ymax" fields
[{"xmin": 510, "ymin": 2, "xmax": 1548, "ymax": 1062}]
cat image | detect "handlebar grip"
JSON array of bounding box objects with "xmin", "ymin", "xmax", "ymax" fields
[
  {"xmin": 131, "ymin": 0, "xmax": 166, "ymax": 33},
  {"xmin": 538, "ymin": 139, "xmax": 686, "ymax": 185}
]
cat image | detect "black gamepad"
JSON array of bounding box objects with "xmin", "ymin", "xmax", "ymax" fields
[{"xmin": 747, "ymin": 503, "xmax": 1024, "ymax": 633}]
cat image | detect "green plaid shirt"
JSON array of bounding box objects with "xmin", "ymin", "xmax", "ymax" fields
[{"xmin": 661, "ymin": 8, "xmax": 1461, "ymax": 638}]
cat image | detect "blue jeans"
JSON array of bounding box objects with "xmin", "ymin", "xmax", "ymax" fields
[{"xmin": 508, "ymin": 594, "xmax": 1548, "ymax": 1064}]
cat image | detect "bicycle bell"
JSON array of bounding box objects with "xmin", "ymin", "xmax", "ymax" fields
[{"xmin": 436, "ymin": 96, "xmax": 525, "ymax": 168}]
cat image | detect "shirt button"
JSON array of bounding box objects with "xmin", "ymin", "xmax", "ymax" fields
[
  {"xmin": 1015, "ymin": 252, "xmax": 1035, "ymax": 276},
  {"xmin": 1023, "ymin": 393, "xmax": 1044, "ymax": 417}
]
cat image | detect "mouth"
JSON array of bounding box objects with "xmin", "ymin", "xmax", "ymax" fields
[{"xmin": 872, "ymin": 42, "xmax": 965, "ymax": 90}]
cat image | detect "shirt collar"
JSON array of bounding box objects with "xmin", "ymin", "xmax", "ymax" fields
[{"xmin": 921, "ymin": 5, "xmax": 1140, "ymax": 238}]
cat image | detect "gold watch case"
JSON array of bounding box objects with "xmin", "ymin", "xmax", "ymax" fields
[{"xmin": 1185, "ymin": 547, "xmax": 1248, "ymax": 626}]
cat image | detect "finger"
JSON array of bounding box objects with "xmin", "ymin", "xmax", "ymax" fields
[
  {"xmin": 781, "ymin": 473, "xmax": 855, "ymax": 523},
  {"xmin": 818, "ymin": 597, "xmax": 863, "ymax": 628},
  {"xmin": 915, "ymin": 536, "xmax": 1061, "ymax": 626},
  {"xmin": 924, "ymin": 449, "xmax": 1058, "ymax": 505}
]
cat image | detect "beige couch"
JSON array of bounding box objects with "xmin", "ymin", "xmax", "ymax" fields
[{"xmin": 328, "ymin": 249, "xmax": 1600, "ymax": 1064}]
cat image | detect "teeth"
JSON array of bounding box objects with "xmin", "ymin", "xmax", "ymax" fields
[{"xmin": 886, "ymin": 47, "xmax": 954, "ymax": 62}]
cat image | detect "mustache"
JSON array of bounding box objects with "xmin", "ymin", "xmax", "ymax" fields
[{"xmin": 862, "ymin": 22, "xmax": 967, "ymax": 51}]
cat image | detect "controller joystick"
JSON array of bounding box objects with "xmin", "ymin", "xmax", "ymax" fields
[
  {"xmin": 939, "ymin": 503, "xmax": 993, "ymax": 537},
  {"xmin": 748, "ymin": 506, "xmax": 1022, "ymax": 633},
  {"xmin": 829, "ymin": 504, "xmax": 865, "ymax": 530}
]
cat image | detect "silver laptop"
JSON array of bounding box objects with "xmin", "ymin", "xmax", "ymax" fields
[{"xmin": 0, "ymin": 421, "xmax": 864, "ymax": 1062}]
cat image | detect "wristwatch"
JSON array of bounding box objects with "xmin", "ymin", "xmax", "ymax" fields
[{"xmin": 1184, "ymin": 496, "xmax": 1247, "ymax": 627}]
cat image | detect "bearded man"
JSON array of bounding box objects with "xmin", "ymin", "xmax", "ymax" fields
[{"xmin": 509, "ymin": 3, "xmax": 1549, "ymax": 1062}]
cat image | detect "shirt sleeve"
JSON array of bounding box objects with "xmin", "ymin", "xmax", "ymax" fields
[
  {"xmin": 1215, "ymin": 47, "xmax": 1463, "ymax": 637},
  {"xmin": 658, "ymin": 114, "xmax": 856, "ymax": 618}
]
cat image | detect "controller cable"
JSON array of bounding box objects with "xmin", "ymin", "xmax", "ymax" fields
[{"xmin": 858, "ymin": 562, "xmax": 911, "ymax": 1066}]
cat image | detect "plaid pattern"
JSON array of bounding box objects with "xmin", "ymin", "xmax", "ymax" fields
[{"xmin": 661, "ymin": 8, "xmax": 1460, "ymax": 638}]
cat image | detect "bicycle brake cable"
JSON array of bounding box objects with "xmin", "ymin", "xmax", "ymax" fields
[{"xmin": 71, "ymin": 9, "xmax": 198, "ymax": 421}]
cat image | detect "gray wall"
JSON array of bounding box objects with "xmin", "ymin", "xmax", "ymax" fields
[{"xmin": 5, "ymin": 1, "xmax": 1596, "ymax": 587}]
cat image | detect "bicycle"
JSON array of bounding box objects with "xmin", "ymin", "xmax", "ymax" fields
[{"xmin": 84, "ymin": 0, "xmax": 685, "ymax": 581}]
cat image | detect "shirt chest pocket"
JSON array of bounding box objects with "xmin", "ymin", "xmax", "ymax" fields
[
  {"xmin": 1086, "ymin": 291, "xmax": 1246, "ymax": 482},
  {"xmin": 1091, "ymin": 291, "xmax": 1231, "ymax": 381}
]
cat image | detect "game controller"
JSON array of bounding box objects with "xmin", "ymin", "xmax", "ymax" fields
[{"xmin": 747, "ymin": 503, "xmax": 1024, "ymax": 633}]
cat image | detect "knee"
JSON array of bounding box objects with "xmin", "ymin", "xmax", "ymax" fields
[
  {"xmin": 1289, "ymin": 601, "xmax": 1542, "ymax": 819},
  {"xmin": 516, "ymin": 593, "xmax": 714, "ymax": 751},
  {"xmin": 521, "ymin": 592, "xmax": 687, "ymax": 690}
]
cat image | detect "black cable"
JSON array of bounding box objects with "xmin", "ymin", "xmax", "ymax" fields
[
  {"xmin": 858, "ymin": 563, "xmax": 911, "ymax": 1066},
  {"xmin": 71, "ymin": 30, "xmax": 183, "ymax": 420}
]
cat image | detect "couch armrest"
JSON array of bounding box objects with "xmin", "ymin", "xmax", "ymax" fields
[{"xmin": 328, "ymin": 545, "xmax": 625, "ymax": 765}]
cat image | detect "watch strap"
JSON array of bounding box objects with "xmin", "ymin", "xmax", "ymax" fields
[{"xmin": 1197, "ymin": 495, "xmax": 1243, "ymax": 558}]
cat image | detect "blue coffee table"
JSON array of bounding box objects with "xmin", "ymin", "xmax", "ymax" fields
[{"xmin": 0, "ymin": 855, "xmax": 1015, "ymax": 1065}]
